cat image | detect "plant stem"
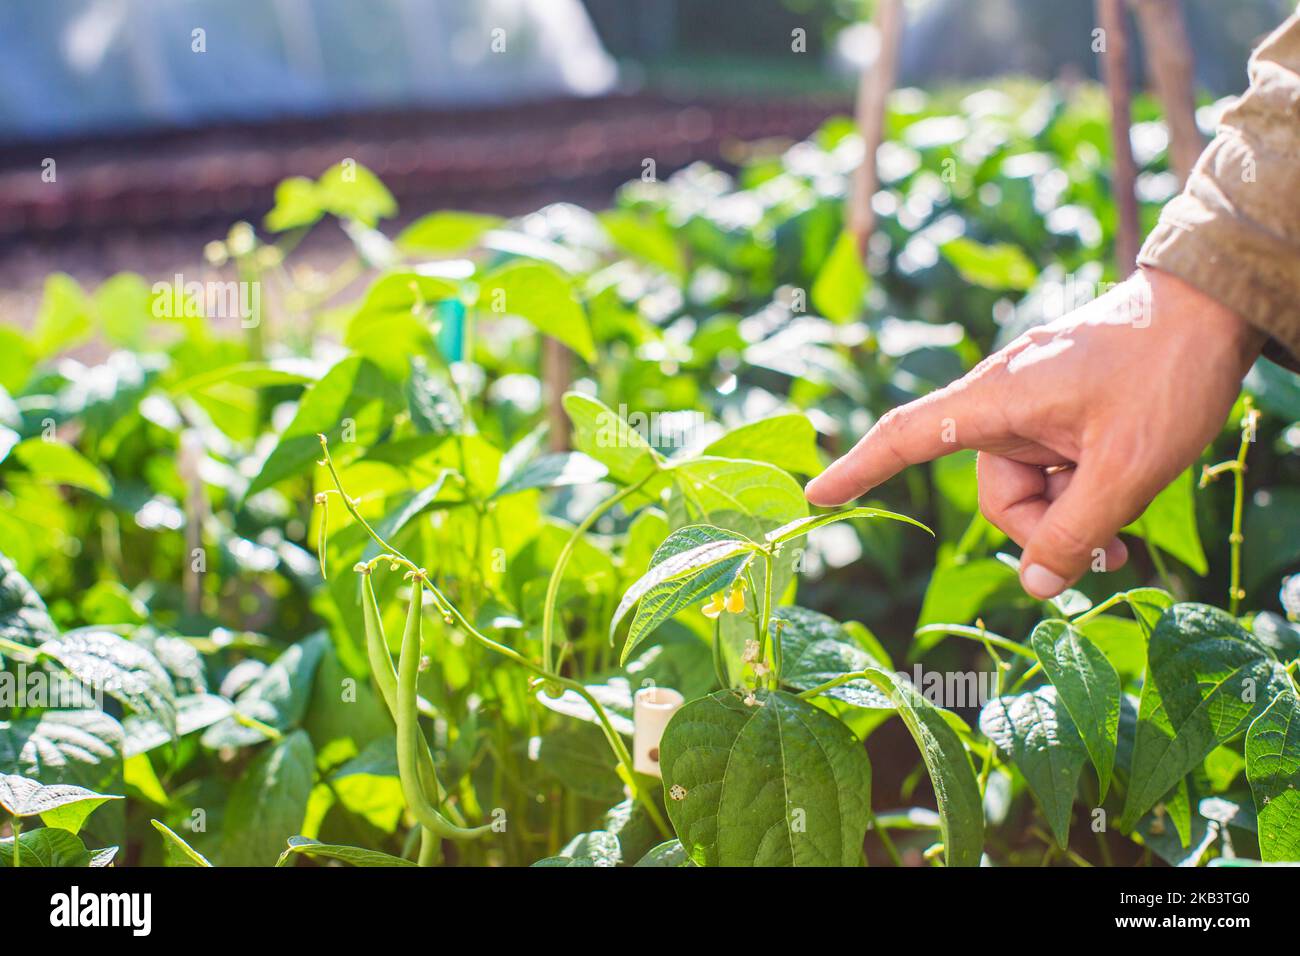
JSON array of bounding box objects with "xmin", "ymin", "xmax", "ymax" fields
[
  {"xmin": 542, "ymin": 474, "xmax": 651, "ymax": 675},
  {"xmin": 866, "ymin": 809, "xmax": 904, "ymax": 867},
  {"xmin": 912, "ymin": 624, "xmax": 1036, "ymax": 659},
  {"xmin": 761, "ymin": 546, "xmax": 776, "ymax": 688}
]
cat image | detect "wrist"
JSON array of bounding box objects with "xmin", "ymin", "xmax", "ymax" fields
[{"xmin": 1139, "ymin": 266, "xmax": 1267, "ymax": 370}]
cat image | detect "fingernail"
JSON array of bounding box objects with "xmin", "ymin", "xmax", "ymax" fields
[{"xmin": 1022, "ymin": 564, "xmax": 1066, "ymax": 599}]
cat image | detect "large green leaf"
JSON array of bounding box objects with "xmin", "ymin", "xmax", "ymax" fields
[
  {"xmin": 563, "ymin": 392, "xmax": 662, "ymax": 485},
  {"xmin": 774, "ymin": 606, "xmax": 891, "ymax": 709},
  {"xmin": 1031, "ymin": 619, "xmax": 1121, "ymax": 798},
  {"xmin": 247, "ymin": 356, "xmax": 402, "ymax": 497},
  {"xmin": 1121, "ymin": 604, "xmax": 1290, "ymax": 829},
  {"xmin": 0, "ymin": 711, "xmax": 124, "ymax": 796},
  {"xmin": 1245, "ymin": 690, "xmax": 1300, "ymax": 862},
  {"xmin": 10, "ymin": 439, "xmax": 112, "ymax": 497},
  {"xmin": 219, "ymin": 730, "xmax": 315, "ymax": 866},
  {"xmin": 479, "ymin": 260, "xmax": 595, "ymax": 361},
  {"xmin": 611, "ymin": 526, "xmax": 755, "ymax": 644},
  {"xmin": 659, "ymin": 689, "xmax": 872, "ymax": 866},
  {"xmin": 0, "ymin": 551, "xmax": 57, "ymax": 648},
  {"xmin": 0, "ymin": 827, "xmax": 91, "ymax": 867},
  {"xmin": 0, "ymin": 775, "xmax": 120, "ymax": 834},
  {"xmin": 979, "ymin": 687, "xmax": 1087, "ymax": 848},
  {"xmin": 615, "ymin": 525, "xmax": 755, "ymax": 663},
  {"xmin": 699, "ymin": 414, "xmax": 822, "ymax": 476},
  {"xmin": 41, "ymin": 630, "xmax": 177, "ymax": 736},
  {"xmin": 861, "ymin": 668, "xmax": 984, "ymax": 866}
]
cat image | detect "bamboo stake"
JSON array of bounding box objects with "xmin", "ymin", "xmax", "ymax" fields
[
  {"xmin": 1096, "ymin": 0, "xmax": 1141, "ymax": 275},
  {"xmin": 848, "ymin": 0, "xmax": 905, "ymax": 260},
  {"xmin": 1132, "ymin": 0, "xmax": 1203, "ymax": 185}
]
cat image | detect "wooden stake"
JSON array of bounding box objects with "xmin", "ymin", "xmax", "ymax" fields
[
  {"xmin": 544, "ymin": 338, "xmax": 572, "ymax": 452},
  {"xmin": 848, "ymin": 0, "xmax": 905, "ymax": 260},
  {"xmin": 1096, "ymin": 0, "xmax": 1141, "ymax": 275},
  {"xmin": 1132, "ymin": 0, "xmax": 1203, "ymax": 185}
]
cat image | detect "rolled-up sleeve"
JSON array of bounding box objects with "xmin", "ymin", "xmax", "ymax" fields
[{"xmin": 1138, "ymin": 13, "xmax": 1300, "ymax": 368}]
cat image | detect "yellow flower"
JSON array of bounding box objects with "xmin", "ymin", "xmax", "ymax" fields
[
  {"xmin": 702, "ymin": 592, "xmax": 727, "ymax": 619},
  {"xmin": 702, "ymin": 584, "xmax": 745, "ymax": 619}
]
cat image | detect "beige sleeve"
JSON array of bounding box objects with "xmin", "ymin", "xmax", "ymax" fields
[{"xmin": 1138, "ymin": 12, "xmax": 1300, "ymax": 369}]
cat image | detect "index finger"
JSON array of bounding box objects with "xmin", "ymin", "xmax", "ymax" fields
[{"xmin": 804, "ymin": 379, "xmax": 990, "ymax": 506}]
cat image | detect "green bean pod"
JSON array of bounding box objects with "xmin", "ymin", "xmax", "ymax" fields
[
  {"xmin": 361, "ymin": 572, "xmax": 470, "ymax": 828},
  {"xmin": 394, "ymin": 574, "xmax": 492, "ymax": 840}
]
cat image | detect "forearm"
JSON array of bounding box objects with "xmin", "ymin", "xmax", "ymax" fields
[{"xmin": 1137, "ymin": 13, "xmax": 1300, "ymax": 368}]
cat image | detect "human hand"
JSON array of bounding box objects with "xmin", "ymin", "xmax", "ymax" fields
[{"xmin": 804, "ymin": 267, "xmax": 1267, "ymax": 599}]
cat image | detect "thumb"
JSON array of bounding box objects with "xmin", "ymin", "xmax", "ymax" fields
[{"xmin": 1018, "ymin": 462, "xmax": 1143, "ymax": 599}]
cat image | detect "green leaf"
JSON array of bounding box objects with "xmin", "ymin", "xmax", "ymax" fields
[
  {"xmin": 660, "ymin": 689, "xmax": 872, "ymax": 866},
  {"xmin": 491, "ymin": 451, "xmax": 608, "ymax": 500},
  {"xmin": 10, "ymin": 439, "xmax": 112, "ymax": 497},
  {"xmin": 0, "ymin": 550, "xmax": 58, "ymax": 648},
  {"xmin": 151, "ymin": 819, "xmax": 213, "ymax": 867},
  {"xmin": 276, "ymin": 836, "xmax": 416, "ymax": 867},
  {"xmin": 264, "ymin": 176, "xmax": 324, "ymax": 232},
  {"xmin": 979, "ymin": 687, "xmax": 1087, "ymax": 848},
  {"xmin": 1123, "ymin": 468, "xmax": 1206, "ymax": 575},
  {"xmin": 41, "ymin": 629, "xmax": 177, "ymax": 736},
  {"xmin": 247, "ymin": 356, "xmax": 401, "ymax": 497},
  {"xmin": 700, "ymin": 414, "xmax": 823, "ymax": 476},
  {"xmin": 0, "ymin": 710, "xmax": 124, "ymax": 798},
  {"xmin": 617, "ymin": 525, "xmax": 755, "ymax": 662},
  {"xmin": 397, "ymin": 211, "xmax": 501, "ymax": 255},
  {"xmin": 0, "ymin": 827, "xmax": 91, "ymax": 867},
  {"xmin": 940, "ymin": 237, "xmax": 1037, "ymax": 290},
  {"xmin": 315, "ymin": 162, "xmax": 397, "ymax": 226},
  {"xmin": 122, "ymin": 693, "xmax": 235, "ymax": 757},
  {"xmin": 1030, "ymin": 619, "xmax": 1121, "ymax": 798},
  {"xmin": 810, "ymin": 230, "xmax": 867, "ymax": 322},
  {"xmin": 765, "ymin": 506, "xmax": 932, "ymax": 546},
  {"xmin": 861, "ymin": 668, "xmax": 984, "ymax": 866},
  {"xmin": 599, "ymin": 209, "xmax": 686, "ymax": 278},
  {"xmin": 346, "ymin": 275, "xmax": 459, "ymax": 377},
  {"xmin": 563, "ymin": 392, "xmax": 662, "ymax": 485},
  {"xmin": 220, "ymin": 730, "xmax": 315, "ymax": 866},
  {"xmin": 202, "ymin": 633, "xmax": 329, "ymax": 747},
  {"xmin": 479, "ymin": 261, "xmax": 595, "ymax": 362},
  {"xmin": 1121, "ymin": 604, "xmax": 1290, "ymax": 829},
  {"xmin": 0, "ymin": 775, "xmax": 120, "ymax": 835},
  {"xmin": 31, "ymin": 273, "xmax": 92, "ymax": 359},
  {"xmin": 531, "ymin": 726, "xmax": 624, "ymax": 804},
  {"xmin": 611, "ymin": 526, "xmax": 756, "ymax": 653},
  {"xmin": 1245, "ymin": 690, "xmax": 1300, "ymax": 862},
  {"xmin": 916, "ymin": 558, "xmax": 1022, "ymax": 632},
  {"xmin": 774, "ymin": 606, "xmax": 891, "ymax": 709},
  {"xmin": 404, "ymin": 357, "xmax": 463, "ymax": 436}
]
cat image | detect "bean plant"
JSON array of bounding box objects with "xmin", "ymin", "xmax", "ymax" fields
[{"xmin": 2, "ymin": 84, "xmax": 1299, "ymax": 868}]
